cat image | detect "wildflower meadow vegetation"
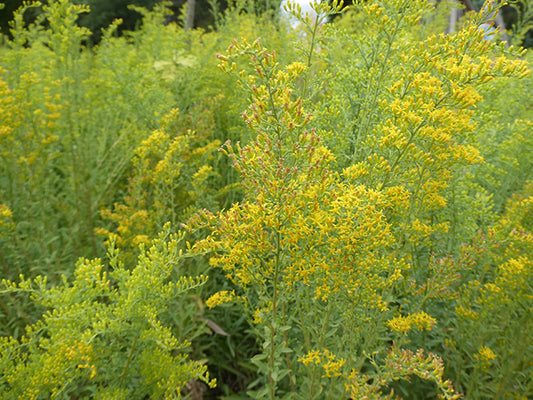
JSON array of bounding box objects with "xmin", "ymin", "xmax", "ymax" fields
[{"xmin": 0, "ymin": 0, "xmax": 532, "ymax": 399}]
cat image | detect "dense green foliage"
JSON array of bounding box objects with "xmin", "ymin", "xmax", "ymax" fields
[{"xmin": 0, "ymin": 0, "xmax": 532, "ymax": 399}]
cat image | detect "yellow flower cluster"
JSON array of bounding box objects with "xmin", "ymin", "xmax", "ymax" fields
[
  {"xmin": 0, "ymin": 70, "xmax": 61, "ymax": 171},
  {"xmin": 205, "ymin": 290, "xmax": 237, "ymax": 309},
  {"xmin": 475, "ymin": 345, "xmax": 497, "ymax": 362},
  {"xmin": 474, "ymin": 346, "xmax": 498, "ymax": 372},
  {"xmin": 298, "ymin": 349, "xmax": 346, "ymax": 378},
  {"xmin": 0, "ymin": 204, "xmax": 12, "ymax": 219},
  {"xmin": 0, "ymin": 69, "xmax": 21, "ymax": 156},
  {"xmin": 387, "ymin": 311, "xmax": 437, "ymax": 334},
  {"xmin": 195, "ymin": 174, "xmax": 404, "ymax": 313},
  {"xmin": 0, "ymin": 204, "xmax": 14, "ymax": 237},
  {"xmin": 58, "ymin": 340, "xmax": 97, "ymax": 378}
]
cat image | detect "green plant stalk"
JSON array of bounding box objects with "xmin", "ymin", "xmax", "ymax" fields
[
  {"xmin": 120, "ymin": 335, "xmax": 139, "ymax": 386},
  {"xmin": 295, "ymin": 287, "xmax": 311, "ymax": 353},
  {"xmin": 300, "ymin": 8, "xmax": 326, "ymax": 102},
  {"xmin": 307, "ymin": 301, "xmax": 333, "ymax": 399},
  {"xmin": 265, "ymin": 227, "xmax": 282, "ymax": 399},
  {"xmin": 282, "ymin": 301, "xmax": 296, "ymax": 397}
]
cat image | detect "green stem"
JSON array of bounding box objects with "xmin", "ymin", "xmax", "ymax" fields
[
  {"xmin": 120, "ymin": 336, "xmax": 138, "ymax": 386},
  {"xmin": 282, "ymin": 302, "xmax": 296, "ymax": 397},
  {"xmin": 295, "ymin": 287, "xmax": 311, "ymax": 351},
  {"xmin": 308, "ymin": 301, "xmax": 334, "ymax": 399},
  {"xmin": 301, "ymin": 12, "xmax": 322, "ymax": 102},
  {"xmin": 269, "ymin": 230, "xmax": 282, "ymax": 400}
]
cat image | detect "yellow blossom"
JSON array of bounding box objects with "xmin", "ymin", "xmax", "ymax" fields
[
  {"xmin": 387, "ymin": 311, "xmax": 437, "ymax": 334},
  {"xmin": 298, "ymin": 350, "xmax": 321, "ymax": 366},
  {"xmin": 476, "ymin": 346, "xmax": 497, "ymax": 362},
  {"xmin": 205, "ymin": 290, "xmax": 237, "ymax": 309}
]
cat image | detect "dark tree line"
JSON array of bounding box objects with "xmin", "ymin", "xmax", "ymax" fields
[
  {"xmin": 0, "ymin": 0, "xmax": 287, "ymax": 42},
  {"xmin": 0, "ymin": 0, "xmax": 156, "ymax": 42},
  {"xmin": 0, "ymin": 0, "xmax": 531, "ymax": 46},
  {"xmin": 0, "ymin": 0, "xmax": 230, "ymax": 43}
]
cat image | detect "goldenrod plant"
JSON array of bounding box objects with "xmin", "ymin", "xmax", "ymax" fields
[
  {"xmin": 0, "ymin": 0, "xmax": 178, "ymax": 338},
  {"xmin": 185, "ymin": 2, "xmax": 477, "ymax": 396},
  {"xmin": 190, "ymin": 40, "xmax": 460, "ymax": 397},
  {"xmin": 443, "ymin": 182, "xmax": 533, "ymax": 399},
  {"xmin": 0, "ymin": 228, "xmax": 214, "ymax": 399},
  {"xmin": 0, "ymin": 0, "xmax": 174, "ymax": 280},
  {"xmin": 96, "ymin": 98, "xmax": 224, "ymax": 265},
  {"xmin": 188, "ymin": 0, "xmax": 530, "ymax": 398}
]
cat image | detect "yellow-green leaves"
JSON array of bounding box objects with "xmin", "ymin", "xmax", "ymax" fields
[{"xmin": 0, "ymin": 229, "xmax": 212, "ymax": 398}]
